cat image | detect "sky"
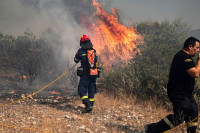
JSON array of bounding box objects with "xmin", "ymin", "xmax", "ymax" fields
[
  {"xmin": 107, "ymin": 0, "xmax": 200, "ymax": 30},
  {"xmin": 0, "ymin": 0, "xmax": 200, "ymax": 36}
]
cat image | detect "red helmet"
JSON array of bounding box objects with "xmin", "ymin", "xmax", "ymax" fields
[{"xmin": 80, "ymin": 34, "xmax": 90, "ymax": 42}]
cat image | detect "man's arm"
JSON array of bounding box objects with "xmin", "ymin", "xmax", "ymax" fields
[
  {"xmin": 187, "ymin": 53, "xmax": 200, "ymax": 78},
  {"xmin": 74, "ymin": 50, "xmax": 81, "ymax": 63}
]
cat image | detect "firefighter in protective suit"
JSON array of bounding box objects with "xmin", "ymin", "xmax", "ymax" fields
[
  {"xmin": 145, "ymin": 37, "xmax": 200, "ymax": 133},
  {"xmin": 74, "ymin": 35, "xmax": 99, "ymax": 113}
]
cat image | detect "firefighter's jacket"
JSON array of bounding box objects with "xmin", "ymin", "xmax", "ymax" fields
[{"xmin": 74, "ymin": 48, "xmax": 98, "ymax": 74}]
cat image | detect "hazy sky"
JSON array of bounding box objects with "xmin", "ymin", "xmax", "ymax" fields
[
  {"xmin": 0, "ymin": 0, "xmax": 199, "ymax": 36},
  {"xmin": 109, "ymin": 0, "xmax": 200, "ymax": 30}
]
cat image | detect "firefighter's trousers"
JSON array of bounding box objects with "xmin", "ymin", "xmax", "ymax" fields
[
  {"xmin": 78, "ymin": 74, "xmax": 96, "ymax": 106},
  {"xmin": 148, "ymin": 96, "xmax": 198, "ymax": 133}
]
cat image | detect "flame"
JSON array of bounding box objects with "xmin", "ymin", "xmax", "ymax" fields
[
  {"xmin": 22, "ymin": 75, "xmax": 27, "ymax": 79},
  {"xmin": 56, "ymin": 96, "xmax": 63, "ymax": 100},
  {"xmin": 49, "ymin": 90, "xmax": 60, "ymax": 95},
  {"xmin": 9, "ymin": 91, "xmax": 15, "ymax": 94},
  {"xmin": 81, "ymin": 0, "xmax": 144, "ymax": 69}
]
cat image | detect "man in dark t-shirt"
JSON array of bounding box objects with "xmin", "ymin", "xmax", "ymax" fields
[
  {"xmin": 168, "ymin": 50, "xmax": 195, "ymax": 99},
  {"xmin": 145, "ymin": 37, "xmax": 200, "ymax": 133}
]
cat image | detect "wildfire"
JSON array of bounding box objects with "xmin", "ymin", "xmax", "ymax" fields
[
  {"xmin": 49, "ymin": 90, "xmax": 60, "ymax": 95},
  {"xmin": 81, "ymin": 0, "xmax": 144, "ymax": 69}
]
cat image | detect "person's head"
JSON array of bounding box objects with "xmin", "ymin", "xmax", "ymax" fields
[
  {"xmin": 80, "ymin": 34, "xmax": 90, "ymax": 43},
  {"xmin": 80, "ymin": 34, "xmax": 93, "ymax": 50},
  {"xmin": 183, "ymin": 37, "xmax": 200, "ymax": 57}
]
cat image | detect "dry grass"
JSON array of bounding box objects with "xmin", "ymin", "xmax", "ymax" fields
[{"xmin": 0, "ymin": 92, "xmax": 194, "ymax": 133}]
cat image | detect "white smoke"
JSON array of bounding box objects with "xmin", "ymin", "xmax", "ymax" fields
[
  {"xmin": 0, "ymin": 0, "xmax": 97, "ymax": 96},
  {"xmin": 35, "ymin": 0, "xmax": 84, "ymax": 63},
  {"xmin": 0, "ymin": 0, "xmax": 94, "ymax": 63}
]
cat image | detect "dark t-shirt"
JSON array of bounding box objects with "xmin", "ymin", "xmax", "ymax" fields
[{"xmin": 167, "ymin": 50, "xmax": 195, "ymax": 98}]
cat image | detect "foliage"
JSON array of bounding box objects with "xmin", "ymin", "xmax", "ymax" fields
[
  {"xmin": 0, "ymin": 34, "xmax": 16, "ymax": 69},
  {"xmin": 99, "ymin": 19, "xmax": 191, "ymax": 104},
  {"xmin": 0, "ymin": 30, "xmax": 77, "ymax": 87}
]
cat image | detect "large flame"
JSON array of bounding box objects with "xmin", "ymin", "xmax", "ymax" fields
[{"xmin": 81, "ymin": 0, "xmax": 144, "ymax": 69}]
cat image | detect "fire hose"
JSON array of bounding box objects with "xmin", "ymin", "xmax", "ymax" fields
[
  {"xmin": 0, "ymin": 63, "xmax": 77, "ymax": 132},
  {"xmin": 0, "ymin": 63, "xmax": 77, "ymax": 107},
  {"xmin": 162, "ymin": 115, "xmax": 200, "ymax": 133},
  {"xmin": 0, "ymin": 123, "xmax": 53, "ymax": 133}
]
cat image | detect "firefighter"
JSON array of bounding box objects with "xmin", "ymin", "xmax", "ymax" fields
[
  {"xmin": 74, "ymin": 35, "xmax": 99, "ymax": 113},
  {"xmin": 145, "ymin": 37, "xmax": 200, "ymax": 133}
]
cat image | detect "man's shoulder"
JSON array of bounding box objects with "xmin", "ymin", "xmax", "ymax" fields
[
  {"xmin": 76, "ymin": 48, "xmax": 84, "ymax": 56},
  {"xmin": 173, "ymin": 50, "xmax": 194, "ymax": 68},
  {"xmin": 174, "ymin": 50, "xmax": 190, "ymax": 59},
  {"xmin": 78, "ymin": 48, "xmax": 87, "ymax": 52}
]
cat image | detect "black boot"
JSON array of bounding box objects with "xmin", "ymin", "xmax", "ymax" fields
[
  {"xmin": 145, "ymin": 123, "xmax": 156, "ymax": 133},
  {"xmin": 187, "ymin": 126, "xmax": 197, "ymax": 133},
  {"xmin": 82, "ymin": 102, "xmax": 92, "ymax": 113}
]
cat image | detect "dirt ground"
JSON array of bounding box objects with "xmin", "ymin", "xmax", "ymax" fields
[{"xmin": 0, "ymin": 92, "xmax": 189, "ymax": 133}]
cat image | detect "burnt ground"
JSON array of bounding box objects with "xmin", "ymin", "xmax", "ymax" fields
[{"xmin": 0, "ymin": 92, "xmax": 193, "ymax": 133}]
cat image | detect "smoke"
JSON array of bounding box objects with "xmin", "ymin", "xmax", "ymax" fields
[
  {"xmin": 177, "ymin": 0, "xmax": 200, "ymax": 30},
  {"xmin": 2, "ymin": 1, "xmax": 198, "ymax": 69},
  {"xmin": 0, "ymin": 0, "xmax": 86, "ymax": 34},
  {"xmin": 1, "ymin": 0, "xmax": 200, "ymax": 37},
  {"xmin": 0, "ymin": 0, "xmax": 95, "ymax": 64},
  {"xmin": 0, "ymin": 0, "xmax": 98, "ymax": 97},
  {"xmin": 1, "ymin": 0, "xmax": 199, "ymax": 71}
]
